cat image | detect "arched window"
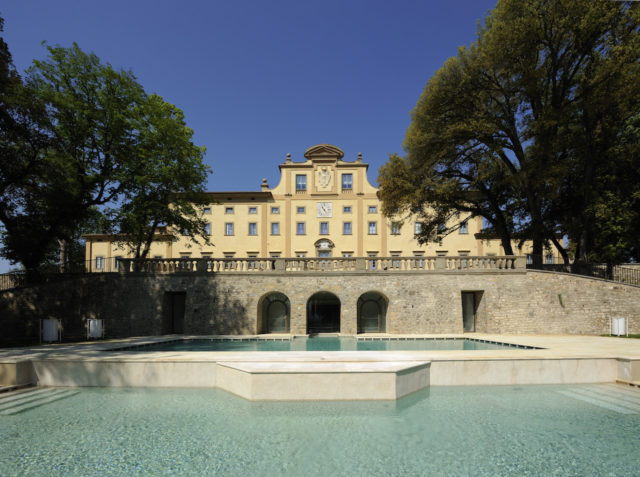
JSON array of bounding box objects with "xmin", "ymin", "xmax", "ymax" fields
[
  {"xmin": 259, "ymin": 292, "xmax": 290, "ymax": 333},
  {"xmin": 357, "ymin": 292, "xmax": 388, "ymax": 333}
]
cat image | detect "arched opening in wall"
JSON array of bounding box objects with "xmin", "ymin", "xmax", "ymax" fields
[
  {"xmin": 258, "ymin": 292, "xmax": 290, "ymax": 334},
  {"xmin": 357, "ymin": 292, "xmax": 388, "ymax": 333},
  {"xmin": 306, "ymin": 292, "xmax": 340, "ymax": 334}
]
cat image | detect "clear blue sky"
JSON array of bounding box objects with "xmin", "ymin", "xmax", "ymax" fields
[{"xmin": 0, "ymin": 0, "xmax": 496, "ymax": 271}]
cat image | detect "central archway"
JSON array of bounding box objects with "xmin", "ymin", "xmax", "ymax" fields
[{"xmin": 306, "ymin": 291, "xmax": 340, "ymax": 334}]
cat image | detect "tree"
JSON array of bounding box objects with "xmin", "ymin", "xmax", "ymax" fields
[
  {"xmin": 379, "ymin": 0, "xmax": 640, "ymax": 264},
  {"xmin": 115, "ymin": 94, "xmax": 211, "ymax": 259},
  {"xmin": 0, "ymin": 16, "xmax": 54, "ymax": 272},
  {"xmin": 0, "ymin": 41, "xmax": 210, "ymax": 271}
]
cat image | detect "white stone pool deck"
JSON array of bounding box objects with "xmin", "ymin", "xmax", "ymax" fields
[{"xmin": 1, "ymin": 334, "xmax": 639, "ymax": 400}]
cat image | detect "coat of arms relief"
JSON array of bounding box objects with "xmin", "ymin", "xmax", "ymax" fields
[{"xmin": 315, "ymin": 166, "xmax": 333, "ymax": 191}]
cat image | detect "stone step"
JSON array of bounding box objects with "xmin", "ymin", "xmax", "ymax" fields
[
  {"xmin": 558, "ymin": 389, "xmax": 637, "ymax": 415},
  {"xmin": 0, "ymin": 389, "xmax": 79, "ymax": 415},
  {"xmin": 0, "ymin": 388, "xmax": 71, "ymax": 413},
  {"xmin": 0, "ymin": 387, "xmax": 60, "ymax": 405},
  {"xmin": 215, "ymin": 360, "xmax": 430, "ymax": 401}
]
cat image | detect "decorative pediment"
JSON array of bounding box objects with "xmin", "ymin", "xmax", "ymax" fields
[
  {"xmin": 304, "ymin": 144, "xmax": 344, "ymax": 160},
  {"xmin": 314, "ymin": 238, "xmax": 335, "ymax": 250}
]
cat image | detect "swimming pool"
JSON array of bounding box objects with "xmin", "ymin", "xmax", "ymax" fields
[
  {"xmin": 1, "ymin": 384, "xmax": 638, "ymax": 476},
  {"xmin": 111, "ymin": 336, "xmax": 538, "ymax": 352}
]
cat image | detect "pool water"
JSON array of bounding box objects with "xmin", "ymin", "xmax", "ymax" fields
[
  {"xmin": 113, "ymin": 336, "xmax": 534, "ymax": 352},
  {"xmin": 1, "ymin": 385, "xmax": 639, "ymax": 476}
]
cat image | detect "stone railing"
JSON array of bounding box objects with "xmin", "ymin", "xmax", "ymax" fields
[{"xmin": 118, "ymin": 255, "xmax": 525, "ymax": 274}]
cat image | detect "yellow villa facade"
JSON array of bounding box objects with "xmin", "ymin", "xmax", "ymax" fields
[{"xmin": 84, "ymin": 144, "xmax": 557, "ymax": 268}]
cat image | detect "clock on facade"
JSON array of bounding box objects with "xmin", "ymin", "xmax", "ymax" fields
[{"xmin": 316, "ymin": 202, "xmax": 332, "ymax": 218}]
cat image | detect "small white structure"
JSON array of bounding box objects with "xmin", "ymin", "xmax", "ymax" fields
[
  {"xmin": 610, "ymin": 317, "xmax": 628, "ymax": 336},
  {"xmin": 40, "ymin": 319, "xmax": 61, "ymax": 343},
  {"xmin": 87, "ymin": 319, "xmax": 104, "ymax": 339}
]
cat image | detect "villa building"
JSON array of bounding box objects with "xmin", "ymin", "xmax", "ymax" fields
[{"xmin": 84, "ymin": 144, "xmax": 556, "ymax": 267}]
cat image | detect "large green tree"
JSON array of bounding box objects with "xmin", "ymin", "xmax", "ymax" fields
[
  {"xmin": 0, "ymin": 16, "xmax": 55, "ymax": 271},
  {"xmin": 379, "ymin": 0, "xmax": 640, "ymax": 264},
  {"xmin": 115, "ymin": 94, "xmax": 210, "ymax": 260},
  {"xmin": 0, "ymin": 40, "xmax": 210, "ymax": 271}
]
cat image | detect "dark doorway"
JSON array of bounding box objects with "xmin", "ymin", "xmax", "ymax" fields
[
  {"xmin": 163, "ymin": 292, "xmax": 185, "ymax": 334},
  {"xmin": 461, "ymin": 291, "xmax": 479, "ymax": 332},
  {"xmin": 259, "ymin": 292, "xmax": 290, "ymax": 333},
  {"xmin": 307, "ymin": 292, "xmax": 340, "ymax": 333},
  {"xmin": 357, "ymin": 292, "xmax": 388, "ymax": 333}
]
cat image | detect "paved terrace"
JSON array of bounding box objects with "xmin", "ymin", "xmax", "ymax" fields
[{"xmin": 1, "ymin": 334, "xmax": 639, "ymax": 400}]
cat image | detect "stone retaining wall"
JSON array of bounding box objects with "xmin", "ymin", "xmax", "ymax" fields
[{"xmin": 0, "ymin": 270, "xmax": 638, "ymax": 343}]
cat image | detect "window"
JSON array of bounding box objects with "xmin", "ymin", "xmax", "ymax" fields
[
  {"xmin": 545, "ymin": 253, "xmax": 554, "ymax": 264},
  {"xmin": 204, "ymin": 223, "xmax": 211, "ymax": 235},
  {"xmin": 180, "ymin": 253, "xmax": 191, "ymax": 259},
  {"xmin": 271, "ymin": 222, "xmax": 280, "ymax": 235},
  {"xmin": 225, "ymin": 223, "xmax": 234, "ymax": 236},
  {"xmin": 391, "ymin": 222, "xmax": 401, "ymax": 235},
  {"xmin": 248, "ymin": 206, "xmax": 257, "ymax": 214},
  {"xmin": 95, "ymin": 256, "xmax": 104, "ymax": 270},
  {"xmin": 269, "ymin": 253, "xmax": 280, "ymax": 270},
  {"xmin": 459, "ymin": 221, "xmax": 468, "ymax": 234},
  {"xmin": 342, "ymin": 252, "xmax": 353, "ymax": 258},
  {"xmin": 297, "ymin": 206, "xmax": 305, "ymax": 214},
  {"xmin": 437, "ymin": 223, "xmax": 446, "ymax": 234},
  {"xmin": 247, "ymin": 253, "xmax": 258, "ymax": 269},
  {"xmin": 343, "ymin": 222, "xmax": 352, "ymax": 235},
  {"xmin": 248, "ymin": 222, "xmax": 257, "ymax": 236},
  {"xmin": 413, "ymin": 252, "xmax": 425, "ymax": 269},
  {"xmin": 341, "ymin": 173, "xmax": 353, "ymax": 190},
  {"xmin": 297, "ymin": 222, "xmax": 306, "ymax": 235},
  {"xmin": 225, "ymin": 207, "xmax": 234, "ymax": 214},
  {"xmin": 271, "ymin": 206, "xmax": 280, "ymax": 214},
  {"xmin": 203, "ymin": 207, "xmax": 211, "ymax": 215},
  {"xmin": 391, "ymin": 252, "xmax": 401, "ymax": 269},
  {"xmin": 181, "ymin": 228, "xmax": 190, "ymax": 236},
  {"xmin": 436, "ymin": 251, "xmax": 447, "ymax": 257},
  {"xmin": 296, "ymin": 175, "xmax": 307, "ymax": 191},
  {"xmin": 153, "ymin": 255, "xmax": 162, "ymax": 259},
  {"xmin": 368, "ymin": 205, "xmax": 377, "ymax": 213},
  {"xmin": 368, "ymin": 222, "xmax": 377, "ymax": 234},
  {"xmin": 343, "ymin": 206, "xmax": 352, "ymax": 213},
  {"xmin": 368, "ymin": 252, "xmax": 378, "ymax": 270},
  {"xmin": 223, "ymin": 253, "xmax": 235, "ymax": 269},
  {"xmin": 320, "ymin": 222, "xmax": 329, "ymax": 235},
  {"xmin": 296, "ymin": 252, "xmax": 307, "ymax": 258},
  {"xmin": 415, "ymin": 222, "xmax": 423, "ymax": 234}
]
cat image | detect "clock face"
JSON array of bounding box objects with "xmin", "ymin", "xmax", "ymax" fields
[{"xmin": 316, "ymin": 202, "xmax": 332, "ymax": 218}]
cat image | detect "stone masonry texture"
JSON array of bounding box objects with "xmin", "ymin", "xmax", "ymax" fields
[{"xmin": 0, "ymin": 270, "xmax": 638, "ymax": 343}]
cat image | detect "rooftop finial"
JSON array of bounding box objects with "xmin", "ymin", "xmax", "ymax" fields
[
  {"xmin": 286, "ymin": 153, "xmax": 291, "ymax": 163},
  {"xmin": 261, "ymin": 178, "xmax": 269, "ymax": 190},
  {"xmin": 357, "ymin": 152, "xmax": 363, "ymax": 162}
]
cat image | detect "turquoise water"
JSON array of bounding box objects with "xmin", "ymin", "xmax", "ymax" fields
[
  {"xmin": 1, "ymin": 385, "xmax": 639, "ymax": 476},
  {"xmin": 114, "ymin": 337, "xmax": 533, "ymax": 352}
]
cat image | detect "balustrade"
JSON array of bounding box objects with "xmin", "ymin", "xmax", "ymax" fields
[{"xmin": 117, "ymin": 255, "xmax": 522, "ymax": 274}]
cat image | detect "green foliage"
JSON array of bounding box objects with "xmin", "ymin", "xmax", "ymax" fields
[
  {"xmin": 379, "ymin": 0, "xmax": 640, "ymax": 264},
  {"xmin": 115, "ymin": 94, "xmax": 211, "ymax": 259},
  {"xmin": 0, "ymin": 16, "xmax": 55, "ymax": 270},
  {"xmin": 0, "ymin": 32, "xmax": 210, "ymax": 270}
]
